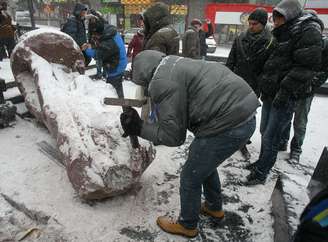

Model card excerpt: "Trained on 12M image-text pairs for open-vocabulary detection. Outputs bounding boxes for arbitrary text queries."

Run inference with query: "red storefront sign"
[205,3,328,29]
[205,3,274,27]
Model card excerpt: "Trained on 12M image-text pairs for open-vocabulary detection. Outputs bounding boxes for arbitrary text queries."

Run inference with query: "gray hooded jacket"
[274,0,302,22]
[133,50,260,147]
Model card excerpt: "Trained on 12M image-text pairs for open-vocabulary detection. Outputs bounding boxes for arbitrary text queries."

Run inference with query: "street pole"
[303,0,308,9]
[185,0,190,31]
[27,0,36,28]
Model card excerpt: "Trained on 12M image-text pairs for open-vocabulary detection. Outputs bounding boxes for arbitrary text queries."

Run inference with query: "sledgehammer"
[73,60,142,149]
[104,97,147,149]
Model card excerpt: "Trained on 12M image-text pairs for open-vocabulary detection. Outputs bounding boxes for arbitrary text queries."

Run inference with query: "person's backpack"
[293,186,328,242]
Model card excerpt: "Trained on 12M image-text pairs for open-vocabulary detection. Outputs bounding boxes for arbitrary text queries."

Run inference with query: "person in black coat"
[227,8,274,161]
[62,3,90,65]
[227,8,274,96]
[182,18,201,59]
[199,19,213,59]
[278,10,325,163]
[0,1,16,60]
[246,0,322,185]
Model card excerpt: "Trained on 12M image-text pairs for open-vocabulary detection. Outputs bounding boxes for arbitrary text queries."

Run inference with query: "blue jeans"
[255,99,295,179]
[178,117,256,229]
[280,95,314,154]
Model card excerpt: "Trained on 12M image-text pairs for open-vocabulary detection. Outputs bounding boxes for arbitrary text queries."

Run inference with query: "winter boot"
[289,151,300,163]
[156,216,198,238]
[245,171,266,186]
[200,202,225,220]
[240,145,251,161]
[278,142,288,151]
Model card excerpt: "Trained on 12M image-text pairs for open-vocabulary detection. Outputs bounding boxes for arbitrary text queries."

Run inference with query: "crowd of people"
[119,0,327,240]
[1,0,327,240]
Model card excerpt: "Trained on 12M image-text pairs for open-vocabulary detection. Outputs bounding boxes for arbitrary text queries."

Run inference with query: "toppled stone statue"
[11,29,155,200]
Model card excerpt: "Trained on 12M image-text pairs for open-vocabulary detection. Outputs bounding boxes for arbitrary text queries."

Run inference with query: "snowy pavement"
[1,58,328,241]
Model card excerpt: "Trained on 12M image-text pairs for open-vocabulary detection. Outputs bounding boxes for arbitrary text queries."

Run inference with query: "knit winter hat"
[191,18,202,27]
[248,8,268,26]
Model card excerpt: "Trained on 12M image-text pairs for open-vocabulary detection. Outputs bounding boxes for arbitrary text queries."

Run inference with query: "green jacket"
[143,2,179,55]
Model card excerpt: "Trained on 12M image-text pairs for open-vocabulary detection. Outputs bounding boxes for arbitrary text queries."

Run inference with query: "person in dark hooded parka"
[278,10,325,163]
[119,50,259,238]
[246,0,322,185]
[142,2,179,55]
[62,3,90,65]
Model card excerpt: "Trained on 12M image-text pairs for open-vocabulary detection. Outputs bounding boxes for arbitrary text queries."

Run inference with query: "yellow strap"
[314,208,328,222]
[265,36,274,50]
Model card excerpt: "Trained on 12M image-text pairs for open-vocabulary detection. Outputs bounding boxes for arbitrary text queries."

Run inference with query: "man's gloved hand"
[120,107,143,137]
[273,89,290,108]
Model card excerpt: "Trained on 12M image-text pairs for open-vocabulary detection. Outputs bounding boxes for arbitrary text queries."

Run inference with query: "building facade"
[203,0,328,46]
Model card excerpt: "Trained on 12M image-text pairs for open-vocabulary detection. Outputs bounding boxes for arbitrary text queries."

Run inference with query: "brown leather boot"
[201,203,225,220]
[156,216,198,238]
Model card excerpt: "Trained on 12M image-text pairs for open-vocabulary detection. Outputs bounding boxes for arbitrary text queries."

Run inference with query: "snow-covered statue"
[10,29,155,200]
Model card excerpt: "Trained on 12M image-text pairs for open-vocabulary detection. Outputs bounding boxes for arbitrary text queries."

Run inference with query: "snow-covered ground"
[0,57,328,241]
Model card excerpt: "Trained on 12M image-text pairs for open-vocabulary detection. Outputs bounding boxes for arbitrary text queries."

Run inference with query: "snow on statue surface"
[10,29,155,200]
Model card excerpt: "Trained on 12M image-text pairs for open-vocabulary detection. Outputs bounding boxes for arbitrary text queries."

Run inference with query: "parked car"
[124,28,141,44]
[206,36,217,53]
[15,11,31,27]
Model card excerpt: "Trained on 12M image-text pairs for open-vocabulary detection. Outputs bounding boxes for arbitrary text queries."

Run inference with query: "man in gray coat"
[120,50,259,238]
[182,18,201,59]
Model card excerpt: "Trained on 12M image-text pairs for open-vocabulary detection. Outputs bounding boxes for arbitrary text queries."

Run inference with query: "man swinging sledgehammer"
[120,50,259,238]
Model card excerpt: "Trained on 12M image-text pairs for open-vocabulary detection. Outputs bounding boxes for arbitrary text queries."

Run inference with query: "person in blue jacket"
[84,19,127,98]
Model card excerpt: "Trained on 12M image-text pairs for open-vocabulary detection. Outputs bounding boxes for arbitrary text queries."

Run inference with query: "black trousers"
[0,37,15,60]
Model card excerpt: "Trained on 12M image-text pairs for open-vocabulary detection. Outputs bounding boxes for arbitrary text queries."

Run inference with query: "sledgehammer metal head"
[103,98,147,107]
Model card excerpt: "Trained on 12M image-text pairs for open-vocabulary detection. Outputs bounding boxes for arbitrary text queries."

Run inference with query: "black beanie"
[248,8,268,26]
[89,18,105,34]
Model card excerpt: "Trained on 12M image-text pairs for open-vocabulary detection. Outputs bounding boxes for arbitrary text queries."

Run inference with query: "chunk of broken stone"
[11,29,155,200]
